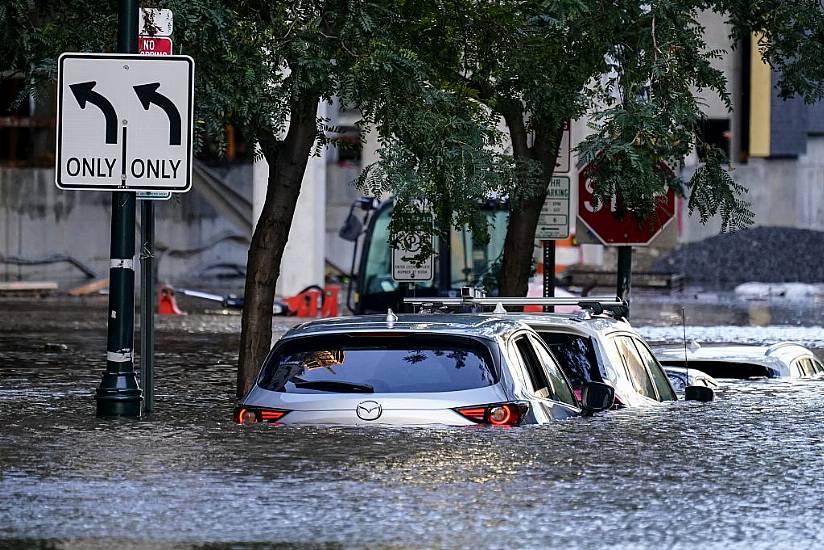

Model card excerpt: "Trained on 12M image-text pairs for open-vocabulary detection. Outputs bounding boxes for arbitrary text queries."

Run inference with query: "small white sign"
[139,8,173,37]
[536,176,571,240]
[392,214,433,282]
[556,120,571,173]
[137,190,172,200]
[55,53,194,192]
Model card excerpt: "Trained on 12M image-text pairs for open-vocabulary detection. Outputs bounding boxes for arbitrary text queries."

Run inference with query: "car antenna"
[681,306,690,385]
[386,308,398,328]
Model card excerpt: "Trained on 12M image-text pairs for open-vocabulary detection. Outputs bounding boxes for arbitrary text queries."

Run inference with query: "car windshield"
[257,335,498,394]
[658,360,774,379]
[538,332,602,390]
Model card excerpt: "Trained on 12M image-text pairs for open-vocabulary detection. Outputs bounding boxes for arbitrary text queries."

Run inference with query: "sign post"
[616,246,632,313]
[136,8,174,416]
[100,0,140,417]
[537,171,571,311]
[577,162,676,317]
[55,2,193,417]
[139,201,155,413]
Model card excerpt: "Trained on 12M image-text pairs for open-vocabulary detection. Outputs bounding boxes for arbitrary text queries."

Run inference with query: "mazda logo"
[356,400,382,421]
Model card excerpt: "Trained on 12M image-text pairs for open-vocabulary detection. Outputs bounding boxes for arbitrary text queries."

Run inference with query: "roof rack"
[403,288,627,317]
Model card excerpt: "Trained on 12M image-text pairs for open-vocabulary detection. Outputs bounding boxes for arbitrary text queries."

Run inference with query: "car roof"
[284,313,529,340]
[764,342,816,364]
[654,342,814,366]
[484,312,635,338]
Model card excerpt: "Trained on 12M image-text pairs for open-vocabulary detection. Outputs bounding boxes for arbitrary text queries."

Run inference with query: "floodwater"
[2,298,824,548]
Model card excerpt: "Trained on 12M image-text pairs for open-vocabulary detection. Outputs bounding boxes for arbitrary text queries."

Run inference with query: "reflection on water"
[3,301,824,548]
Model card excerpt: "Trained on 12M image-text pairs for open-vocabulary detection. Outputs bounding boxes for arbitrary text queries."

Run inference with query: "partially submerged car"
[235,313,615,426]
[654,341,824,380]
[662,366,719,392]
[405,294,712,406]
[517,312,679,407]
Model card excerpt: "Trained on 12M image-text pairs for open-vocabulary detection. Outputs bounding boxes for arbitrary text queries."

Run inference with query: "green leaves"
[4,0,824,240]
[356,86,515,256]
[688,146,754,233]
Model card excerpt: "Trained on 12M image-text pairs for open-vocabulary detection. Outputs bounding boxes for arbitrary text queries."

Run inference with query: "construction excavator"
[340,197,511,314]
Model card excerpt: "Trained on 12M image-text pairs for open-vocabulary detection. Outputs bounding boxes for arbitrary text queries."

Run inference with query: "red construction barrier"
[280,285,340,318]
[158,286,186,315]
[283,288,322,317]
[322,285,340,317]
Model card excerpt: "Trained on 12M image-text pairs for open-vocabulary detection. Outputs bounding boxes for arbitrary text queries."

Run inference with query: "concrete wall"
[680,137,824,242]
[0,165,251,288]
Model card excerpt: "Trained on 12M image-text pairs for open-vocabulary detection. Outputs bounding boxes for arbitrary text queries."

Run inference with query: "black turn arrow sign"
[69,81,118,144]
[133,82,182,146]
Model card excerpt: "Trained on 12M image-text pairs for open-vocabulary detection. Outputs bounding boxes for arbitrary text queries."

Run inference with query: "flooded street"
[3,298,824,548]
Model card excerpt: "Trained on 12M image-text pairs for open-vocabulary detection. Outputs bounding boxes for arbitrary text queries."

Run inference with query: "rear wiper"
[292,380,374,393]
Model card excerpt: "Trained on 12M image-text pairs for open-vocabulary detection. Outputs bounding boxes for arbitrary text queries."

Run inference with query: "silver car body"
[654,341,824,379]
[239,314,584,426]
[486,312,678,407]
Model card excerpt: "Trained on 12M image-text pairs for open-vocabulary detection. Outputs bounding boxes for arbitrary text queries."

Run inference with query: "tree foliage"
[364,0,824,244]
[5,0,824,387]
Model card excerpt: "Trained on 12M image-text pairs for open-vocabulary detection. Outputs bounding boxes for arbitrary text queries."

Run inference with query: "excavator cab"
[343,198,509,314]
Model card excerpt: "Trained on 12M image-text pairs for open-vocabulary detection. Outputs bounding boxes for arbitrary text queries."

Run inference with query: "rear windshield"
[538,332,602,389]
[257,335,498,394]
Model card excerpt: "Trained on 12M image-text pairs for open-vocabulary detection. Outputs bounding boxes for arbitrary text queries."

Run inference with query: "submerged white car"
[405,294,706,407]
[654,341,824,379]
[508,311,680,407]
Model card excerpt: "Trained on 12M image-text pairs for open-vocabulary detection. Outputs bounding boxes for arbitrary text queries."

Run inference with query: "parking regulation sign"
[55,53,194,192]
[536,176,571,240]
[392,214,434,283]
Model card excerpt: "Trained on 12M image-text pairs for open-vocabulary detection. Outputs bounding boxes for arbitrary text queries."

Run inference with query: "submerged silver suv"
[235,313,614,426]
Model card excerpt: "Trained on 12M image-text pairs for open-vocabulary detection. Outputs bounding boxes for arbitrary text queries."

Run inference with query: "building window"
[697,118,731,161]
[0,77,56,167]
[332,126,362,165]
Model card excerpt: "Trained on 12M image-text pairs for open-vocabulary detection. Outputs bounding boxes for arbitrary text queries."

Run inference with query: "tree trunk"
[498,117,565,297]
[236,95,320,397]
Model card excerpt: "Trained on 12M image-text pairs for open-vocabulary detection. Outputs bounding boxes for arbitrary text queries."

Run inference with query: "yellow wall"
[749,34,771,157]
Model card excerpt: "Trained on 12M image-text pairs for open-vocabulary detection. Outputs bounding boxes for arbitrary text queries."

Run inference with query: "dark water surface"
[2,300,824,549]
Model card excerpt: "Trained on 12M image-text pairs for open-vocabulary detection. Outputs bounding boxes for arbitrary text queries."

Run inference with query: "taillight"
[454,403,528,426]
[233,407,289,424]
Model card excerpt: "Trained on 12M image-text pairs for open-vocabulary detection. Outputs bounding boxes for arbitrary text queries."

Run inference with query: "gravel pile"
[653,226,824,286]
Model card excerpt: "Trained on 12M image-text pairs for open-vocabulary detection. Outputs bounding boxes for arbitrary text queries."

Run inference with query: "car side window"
[513,336,551,398]
[530,336,578,407]
[791,360,805,378]
[631,338,676,401]
[614,336,657,399]
[813,359,824,375]
[802,358,817,377]
[538,332,602,390]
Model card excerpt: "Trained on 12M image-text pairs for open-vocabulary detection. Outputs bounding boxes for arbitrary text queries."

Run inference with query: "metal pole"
[139,201,155,413]
[95,0,141,417]
[542,240,555,312]
[437,228,451,295]
[616,246,632,318]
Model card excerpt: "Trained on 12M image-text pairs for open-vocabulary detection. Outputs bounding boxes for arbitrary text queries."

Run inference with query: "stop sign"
[577,162,676,246]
